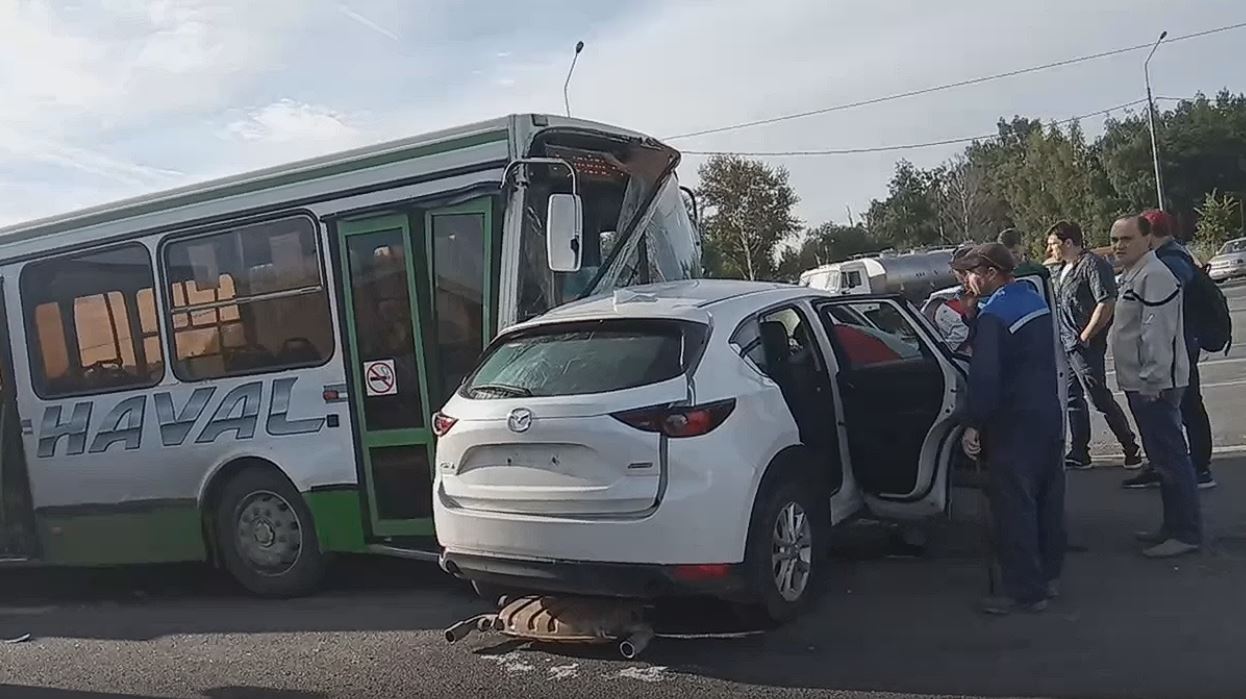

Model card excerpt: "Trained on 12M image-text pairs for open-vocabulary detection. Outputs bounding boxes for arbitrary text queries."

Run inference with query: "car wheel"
[741,476,825,625]
[214,467,326,597]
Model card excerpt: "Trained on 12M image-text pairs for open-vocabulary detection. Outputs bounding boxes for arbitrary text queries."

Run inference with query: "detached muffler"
[444,594,654,659]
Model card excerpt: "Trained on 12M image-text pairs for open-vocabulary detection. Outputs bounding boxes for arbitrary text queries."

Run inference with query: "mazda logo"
[507,408,533,433]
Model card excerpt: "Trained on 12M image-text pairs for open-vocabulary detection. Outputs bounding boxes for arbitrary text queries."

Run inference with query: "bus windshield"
[515,138,701,321]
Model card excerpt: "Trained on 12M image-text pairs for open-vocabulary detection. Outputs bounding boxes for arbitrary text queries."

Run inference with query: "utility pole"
[1144,31,1167,210]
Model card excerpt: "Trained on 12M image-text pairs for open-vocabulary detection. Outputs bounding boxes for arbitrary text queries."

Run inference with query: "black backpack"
[1157,246,1232,353]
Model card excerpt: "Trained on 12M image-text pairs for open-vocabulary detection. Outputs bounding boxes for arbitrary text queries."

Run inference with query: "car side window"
[818,300,929,369]
[731,306,822,378]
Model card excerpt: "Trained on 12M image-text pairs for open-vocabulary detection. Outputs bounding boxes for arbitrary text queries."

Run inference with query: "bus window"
[431,211,487,402]
[163,217,333,381]
[20,243,165,398]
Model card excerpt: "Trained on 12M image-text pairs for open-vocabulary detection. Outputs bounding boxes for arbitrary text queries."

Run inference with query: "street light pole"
[1145,30,1167,210]
[563,41,585,118]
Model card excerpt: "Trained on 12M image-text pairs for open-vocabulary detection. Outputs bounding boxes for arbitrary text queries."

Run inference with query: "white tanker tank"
[799,248,959,303]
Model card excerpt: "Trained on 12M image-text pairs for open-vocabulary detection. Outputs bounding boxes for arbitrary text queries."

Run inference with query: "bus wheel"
[214,468,325,597]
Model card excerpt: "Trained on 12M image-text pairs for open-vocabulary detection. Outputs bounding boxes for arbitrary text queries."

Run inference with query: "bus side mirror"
[546,193,583,273]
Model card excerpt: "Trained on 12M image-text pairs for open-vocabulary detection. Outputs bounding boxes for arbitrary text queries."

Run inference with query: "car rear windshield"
[462,319,706,399]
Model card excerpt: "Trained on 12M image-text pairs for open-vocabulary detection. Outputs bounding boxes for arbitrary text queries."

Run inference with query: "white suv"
[433,278,1057,623]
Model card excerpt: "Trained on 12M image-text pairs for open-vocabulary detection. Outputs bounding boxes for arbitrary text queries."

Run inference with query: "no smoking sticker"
[363,359,398,396]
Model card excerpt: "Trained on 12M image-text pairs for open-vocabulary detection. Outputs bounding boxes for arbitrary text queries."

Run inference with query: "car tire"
[214,467,326,598]
[740,475,826,625]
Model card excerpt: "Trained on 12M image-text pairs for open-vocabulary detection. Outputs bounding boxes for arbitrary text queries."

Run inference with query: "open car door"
[813,295,964,520]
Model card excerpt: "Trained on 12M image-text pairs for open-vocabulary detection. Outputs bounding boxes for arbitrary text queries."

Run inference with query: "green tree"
[1100,91,1246,235]
[995,121,1123,248]
[1195,189,1241,248]
[696,155,801,280]
[865,161,946,248]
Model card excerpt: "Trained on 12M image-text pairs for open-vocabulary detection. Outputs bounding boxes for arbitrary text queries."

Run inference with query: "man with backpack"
[1124,210,1231,490]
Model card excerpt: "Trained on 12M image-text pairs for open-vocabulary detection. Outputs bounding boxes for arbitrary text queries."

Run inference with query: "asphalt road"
[1089,280,1246,460]
[3,456,1246,699]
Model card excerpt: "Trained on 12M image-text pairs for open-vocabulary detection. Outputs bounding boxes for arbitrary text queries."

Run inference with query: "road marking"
[615,666,667,683]
[1107,356,1246,377]
[0,606,55,616]
[1092,444,1246,461]
[1109,378,1246,397]
[482,653,536,674]
[549,664,580,680]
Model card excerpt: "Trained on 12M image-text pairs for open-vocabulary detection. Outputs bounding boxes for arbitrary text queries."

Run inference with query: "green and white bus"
[0,114,701,595]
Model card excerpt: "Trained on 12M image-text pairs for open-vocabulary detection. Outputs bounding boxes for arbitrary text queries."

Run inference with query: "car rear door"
[436,317,706,517]
[813,295,964,519]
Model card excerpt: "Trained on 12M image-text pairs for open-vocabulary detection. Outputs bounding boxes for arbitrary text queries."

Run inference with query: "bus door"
[336,198,495,541]
[0,278,36,560]
[338,215,438,539]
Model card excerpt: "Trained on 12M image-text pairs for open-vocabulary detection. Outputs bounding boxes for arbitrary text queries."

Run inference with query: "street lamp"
[1145,30,1167,210]
[563,41,585,118]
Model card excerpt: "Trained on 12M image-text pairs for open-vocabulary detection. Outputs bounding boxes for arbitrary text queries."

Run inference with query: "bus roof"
[0,113,656,253]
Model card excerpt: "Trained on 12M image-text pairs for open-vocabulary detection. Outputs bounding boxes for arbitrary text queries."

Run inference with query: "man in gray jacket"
[1110,215,1202,558]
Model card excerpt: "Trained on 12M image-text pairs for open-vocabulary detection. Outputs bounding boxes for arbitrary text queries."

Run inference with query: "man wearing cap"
[954,243,1064,614]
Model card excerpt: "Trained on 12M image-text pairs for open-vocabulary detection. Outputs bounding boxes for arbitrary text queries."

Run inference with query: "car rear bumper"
[440,550,749,600]
[1209,267,1244,282]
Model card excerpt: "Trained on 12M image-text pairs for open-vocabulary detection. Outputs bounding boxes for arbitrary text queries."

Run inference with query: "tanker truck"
[798,248,959,304]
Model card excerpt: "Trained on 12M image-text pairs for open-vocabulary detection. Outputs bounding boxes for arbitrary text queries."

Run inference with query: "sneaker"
[1064,457,1093,471]
[1134,529,1167,545]
[979,595,1048,615]
[1123,451,1144,470]
[1197,471,1217,490]
[1141,539,1200,558]
[1045,581,1061,599]
[1123,470,1162,489]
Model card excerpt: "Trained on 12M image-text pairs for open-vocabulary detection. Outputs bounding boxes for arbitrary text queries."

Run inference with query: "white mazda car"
[433,278,1057,623]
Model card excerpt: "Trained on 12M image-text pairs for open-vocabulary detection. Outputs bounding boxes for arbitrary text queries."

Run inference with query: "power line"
[664,20,1246,142]
[682,96,1193,158]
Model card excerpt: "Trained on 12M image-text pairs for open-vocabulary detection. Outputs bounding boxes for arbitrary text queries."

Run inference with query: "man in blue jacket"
[953,243,1065,614]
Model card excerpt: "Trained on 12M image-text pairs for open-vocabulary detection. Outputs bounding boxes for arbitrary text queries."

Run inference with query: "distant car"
[1207,238,1246,283]
[432,278,1057,623]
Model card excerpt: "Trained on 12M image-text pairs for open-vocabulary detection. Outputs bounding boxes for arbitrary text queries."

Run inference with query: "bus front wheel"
[214,467,326,597]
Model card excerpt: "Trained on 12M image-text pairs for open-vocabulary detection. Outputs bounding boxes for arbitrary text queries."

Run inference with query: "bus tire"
[214,467,326,597]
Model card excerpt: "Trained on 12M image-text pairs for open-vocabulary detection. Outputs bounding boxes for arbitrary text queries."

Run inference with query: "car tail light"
[671,563,734,582]
[432,412,458,437]
[611,399,736,438]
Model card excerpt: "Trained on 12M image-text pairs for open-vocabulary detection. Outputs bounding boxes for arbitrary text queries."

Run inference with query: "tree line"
[695,90,1246,282]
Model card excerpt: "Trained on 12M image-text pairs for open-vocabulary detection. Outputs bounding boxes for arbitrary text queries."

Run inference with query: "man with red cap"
[1124,210,1216,490]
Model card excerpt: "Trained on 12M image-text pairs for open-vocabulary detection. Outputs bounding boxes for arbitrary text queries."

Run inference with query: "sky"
[2,0,1245,231]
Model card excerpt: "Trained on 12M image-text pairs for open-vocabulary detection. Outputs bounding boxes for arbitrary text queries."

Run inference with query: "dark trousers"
[1126,390,1203,545]
[1181,345,1213,475]
[986,429,1066,604]
[1066,344,1139,464]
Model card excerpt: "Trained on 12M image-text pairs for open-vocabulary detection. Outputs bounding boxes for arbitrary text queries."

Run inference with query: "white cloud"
[225,100,363,146]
